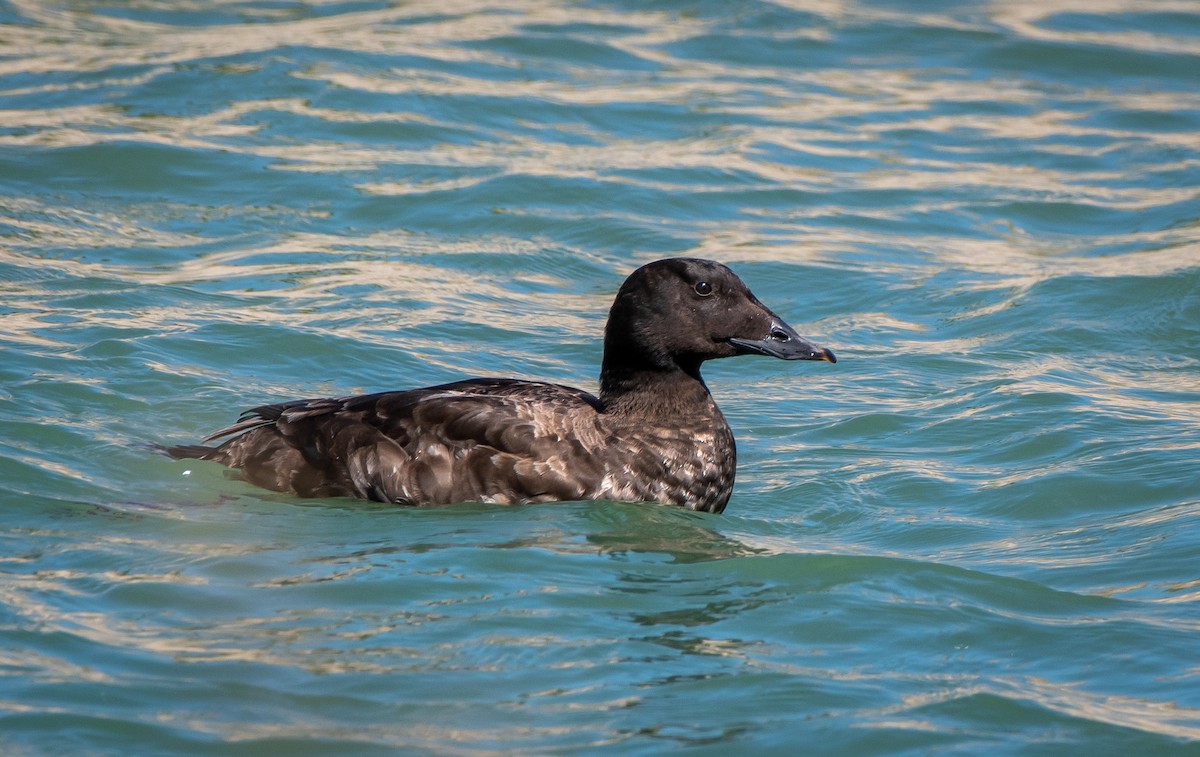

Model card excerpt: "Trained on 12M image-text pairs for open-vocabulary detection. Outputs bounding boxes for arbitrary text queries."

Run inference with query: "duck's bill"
[728,319,837,363]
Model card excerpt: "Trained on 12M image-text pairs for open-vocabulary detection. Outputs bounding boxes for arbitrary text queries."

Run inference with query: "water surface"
[1,1,1198,754]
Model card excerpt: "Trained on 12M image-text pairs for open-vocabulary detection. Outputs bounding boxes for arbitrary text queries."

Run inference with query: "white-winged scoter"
[167,257,835,513]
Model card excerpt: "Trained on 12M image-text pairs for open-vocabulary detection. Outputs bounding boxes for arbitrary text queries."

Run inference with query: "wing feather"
[200,379,610,505]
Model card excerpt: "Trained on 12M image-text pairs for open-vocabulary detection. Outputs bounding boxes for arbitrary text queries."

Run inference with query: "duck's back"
[179,378,736,511]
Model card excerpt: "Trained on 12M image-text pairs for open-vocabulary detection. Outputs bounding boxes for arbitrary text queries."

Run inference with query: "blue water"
[2,1,1199,754]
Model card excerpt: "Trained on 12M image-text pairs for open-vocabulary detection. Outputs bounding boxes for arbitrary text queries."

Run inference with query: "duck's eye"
[694,281,713,297]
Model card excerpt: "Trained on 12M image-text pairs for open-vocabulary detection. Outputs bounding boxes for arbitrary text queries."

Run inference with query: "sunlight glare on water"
[0,0,1198,754]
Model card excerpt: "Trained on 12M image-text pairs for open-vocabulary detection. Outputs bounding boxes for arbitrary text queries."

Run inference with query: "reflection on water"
[1,0,1199,753]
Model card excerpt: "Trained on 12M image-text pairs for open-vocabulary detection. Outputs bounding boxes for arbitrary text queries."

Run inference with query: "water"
[1,0,1198,753]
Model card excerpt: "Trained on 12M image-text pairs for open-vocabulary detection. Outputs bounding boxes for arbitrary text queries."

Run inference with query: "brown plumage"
[166,257,835,513]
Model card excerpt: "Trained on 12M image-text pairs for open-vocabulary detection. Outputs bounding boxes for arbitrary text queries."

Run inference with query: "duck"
[166,257,835,513]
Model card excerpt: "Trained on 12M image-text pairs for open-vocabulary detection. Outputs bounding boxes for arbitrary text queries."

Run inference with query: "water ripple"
[2,0,1199,754]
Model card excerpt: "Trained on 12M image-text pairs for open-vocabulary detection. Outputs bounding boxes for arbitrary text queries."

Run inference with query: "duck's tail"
[158,407,282,462]
[162,443,222,461]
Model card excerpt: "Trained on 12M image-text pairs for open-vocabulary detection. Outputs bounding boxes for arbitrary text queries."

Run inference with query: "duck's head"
[603,257,836,376]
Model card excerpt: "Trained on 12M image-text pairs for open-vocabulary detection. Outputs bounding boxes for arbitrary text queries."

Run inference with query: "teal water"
[2,0,1199,754]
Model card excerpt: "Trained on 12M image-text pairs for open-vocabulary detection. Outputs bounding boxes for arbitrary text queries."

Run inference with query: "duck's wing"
[194,379,610,505]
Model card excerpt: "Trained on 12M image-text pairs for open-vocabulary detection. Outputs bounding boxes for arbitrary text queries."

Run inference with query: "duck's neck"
[598,357,715,418]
